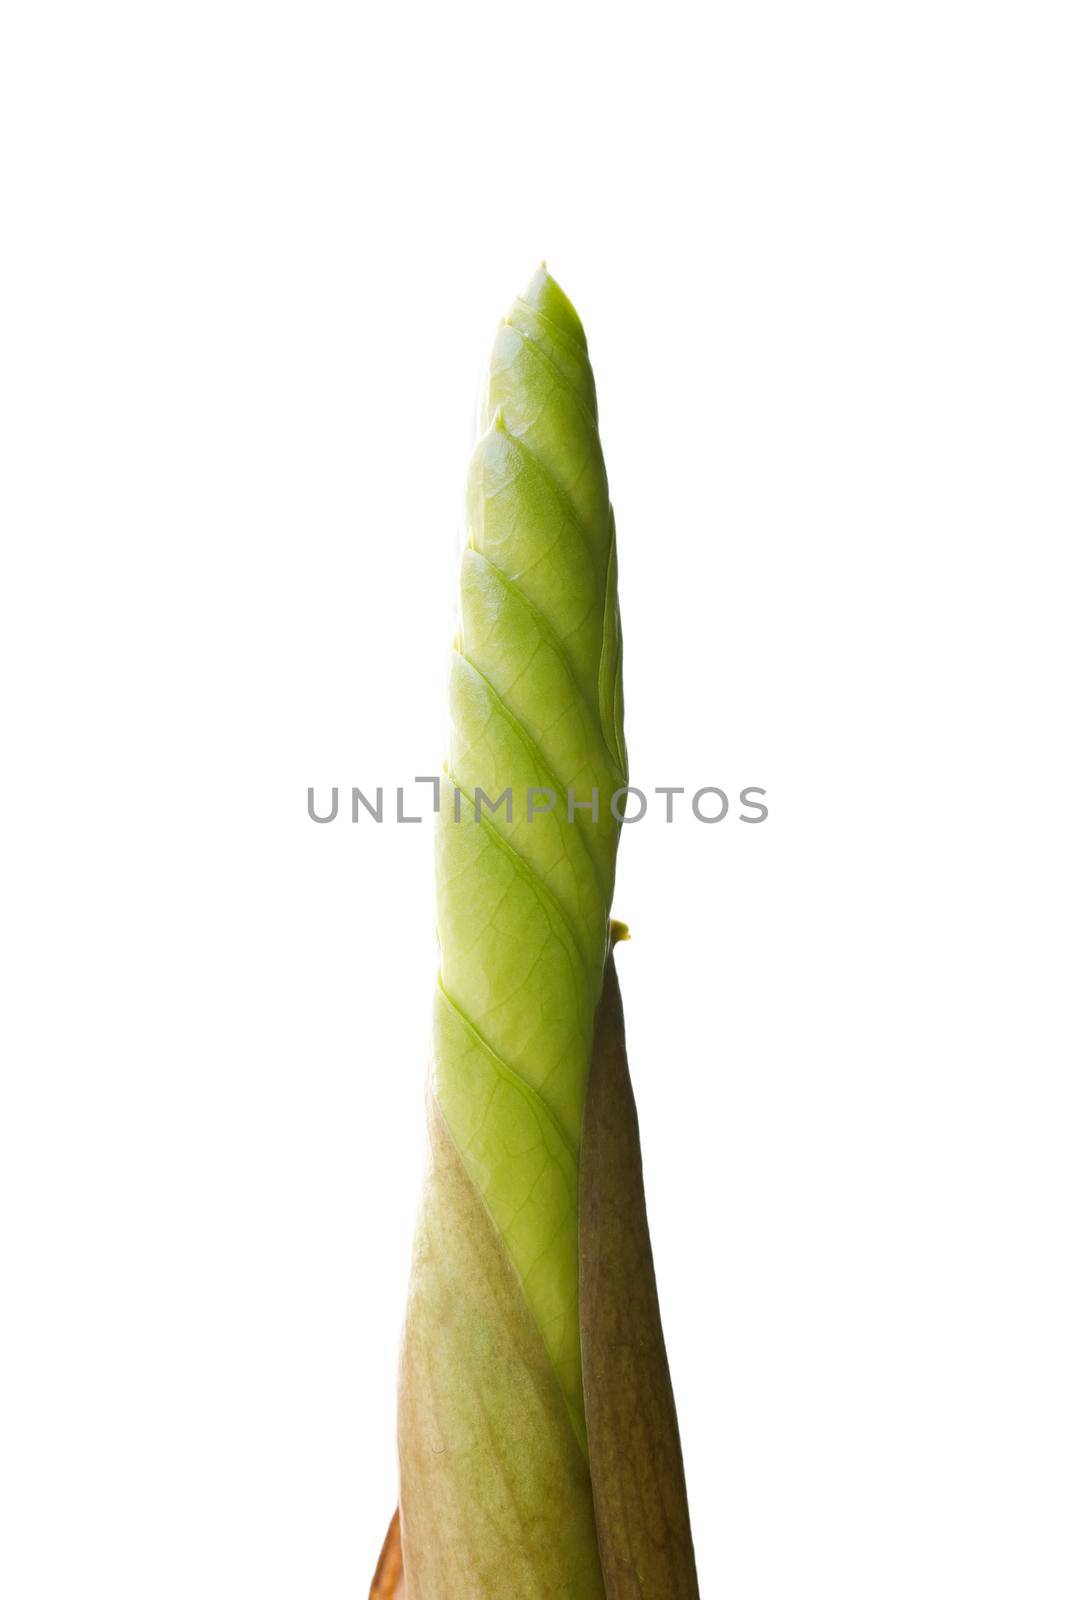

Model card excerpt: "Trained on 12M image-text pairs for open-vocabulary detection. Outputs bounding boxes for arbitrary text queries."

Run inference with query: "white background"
[2,3,1065,1596]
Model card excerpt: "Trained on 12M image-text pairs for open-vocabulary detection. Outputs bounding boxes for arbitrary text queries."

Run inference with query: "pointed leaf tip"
[518,265,588,351]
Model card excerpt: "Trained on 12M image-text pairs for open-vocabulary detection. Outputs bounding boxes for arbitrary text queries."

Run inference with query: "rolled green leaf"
[384,269,698,1599]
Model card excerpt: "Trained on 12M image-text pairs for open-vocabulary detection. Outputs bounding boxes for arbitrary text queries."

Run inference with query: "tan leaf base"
[373,948,699,1598]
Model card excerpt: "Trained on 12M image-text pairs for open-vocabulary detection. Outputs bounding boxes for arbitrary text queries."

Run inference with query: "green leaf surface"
[434,268,625,1434]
